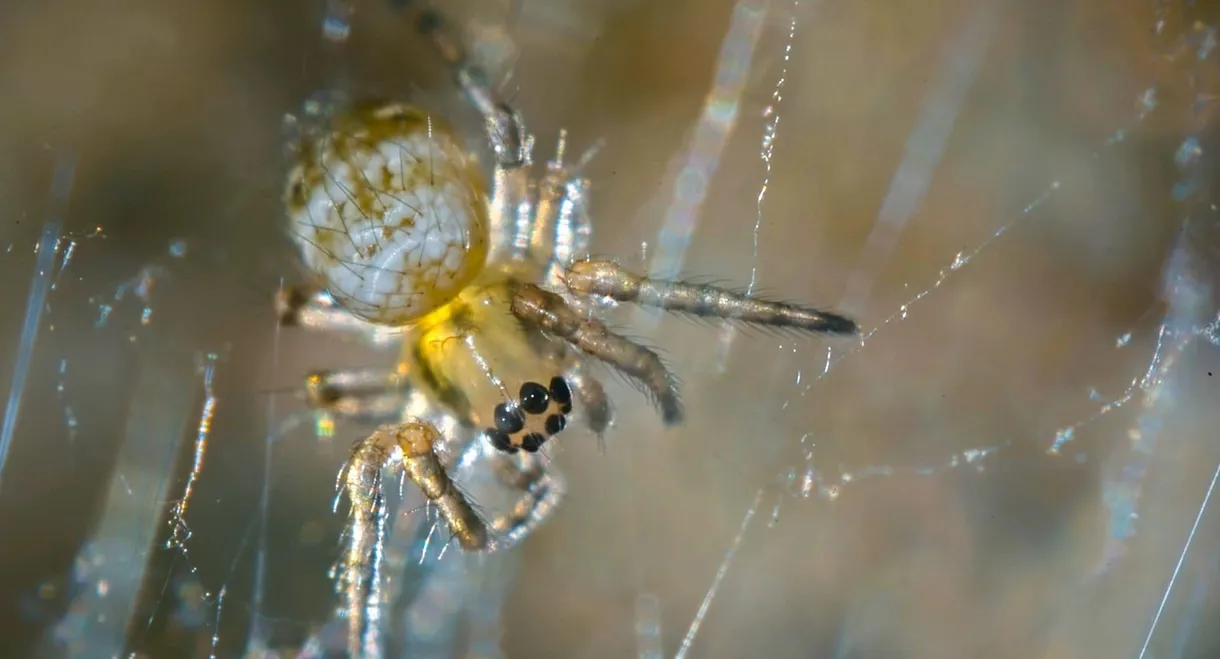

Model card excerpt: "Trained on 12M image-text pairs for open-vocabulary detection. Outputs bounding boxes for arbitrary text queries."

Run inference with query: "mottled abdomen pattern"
[285,101,491,325]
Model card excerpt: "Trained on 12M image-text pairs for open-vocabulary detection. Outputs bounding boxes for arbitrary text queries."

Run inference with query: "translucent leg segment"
[565,259,859,335]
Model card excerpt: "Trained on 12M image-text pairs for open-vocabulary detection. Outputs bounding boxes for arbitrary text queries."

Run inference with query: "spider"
[274,7,857,654]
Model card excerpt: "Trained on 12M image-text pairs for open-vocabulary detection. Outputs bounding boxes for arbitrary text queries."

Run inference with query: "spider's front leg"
[510,284,684,424]
[340,421,488,552]
[336,421,567,653]
[565,363,613,439]
[337,421,490,654]
[564,259,860,336]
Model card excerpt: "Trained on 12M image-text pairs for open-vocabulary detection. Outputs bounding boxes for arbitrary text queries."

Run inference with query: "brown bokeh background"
[1,0,1219,657]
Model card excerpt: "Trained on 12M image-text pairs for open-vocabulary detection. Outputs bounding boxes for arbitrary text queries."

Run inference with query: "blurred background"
[1,0,1219,657]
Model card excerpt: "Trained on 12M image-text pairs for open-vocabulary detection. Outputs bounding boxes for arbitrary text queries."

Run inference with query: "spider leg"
[406,1,604,282]
[275,284,403,346]
[410,2,605,277]
[565,364,613,439]
[536,135,595,289]
[337,421,563,652]
[336,421,490,655]
[564,259,860,335]
[303,368,413,424]
[411,5,531,168]
[301,368,476,454]
[485,452,567,548]
[341,422,489,551]
[510,283,683,425]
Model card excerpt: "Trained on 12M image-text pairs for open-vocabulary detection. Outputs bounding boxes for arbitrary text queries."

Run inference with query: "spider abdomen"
[286,101,491,325]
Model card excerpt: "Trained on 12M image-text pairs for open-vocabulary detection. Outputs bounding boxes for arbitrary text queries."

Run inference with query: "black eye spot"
[519,381,550,415]
[520,432,547,453]
[549,376,572,406]
[494,403,525,434]
[544,414,567,436]
[485,429,517,453]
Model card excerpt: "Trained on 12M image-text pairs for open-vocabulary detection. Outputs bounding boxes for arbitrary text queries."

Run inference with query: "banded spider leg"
[335,420,565,655]
[510,260,860,423]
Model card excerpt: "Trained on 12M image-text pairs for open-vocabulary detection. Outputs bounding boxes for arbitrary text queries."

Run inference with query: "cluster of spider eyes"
[487,376,573,453]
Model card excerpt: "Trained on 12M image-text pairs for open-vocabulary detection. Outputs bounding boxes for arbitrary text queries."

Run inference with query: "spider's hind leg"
[564,259,859,335]
[336,421,491,657]
[510,283,683,425]
[275,284,403,346]
[302,368,413,424]
[341,422,490,554]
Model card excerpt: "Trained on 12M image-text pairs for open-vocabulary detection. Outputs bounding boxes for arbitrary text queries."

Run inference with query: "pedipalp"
[510,283,683,425]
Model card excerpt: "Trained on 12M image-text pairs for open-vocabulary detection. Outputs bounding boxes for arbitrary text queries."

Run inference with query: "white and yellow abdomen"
[285,101,491,325]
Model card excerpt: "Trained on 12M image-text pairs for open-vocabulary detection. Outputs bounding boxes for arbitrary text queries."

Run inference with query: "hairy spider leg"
[337,421,488,655]
[528,130,596,285]
[415,8,540,266]
[335,420,565,649]
[509,283,684,425]
[565,259,859,335]
[482,103,598,280]
[336,420,562,656]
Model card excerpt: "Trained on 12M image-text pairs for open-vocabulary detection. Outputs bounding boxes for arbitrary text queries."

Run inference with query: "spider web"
[2,0,1219,657]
